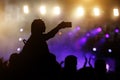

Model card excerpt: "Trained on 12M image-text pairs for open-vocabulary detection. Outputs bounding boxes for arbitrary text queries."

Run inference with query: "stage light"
[19,38,22,42]
[23,5,29,14]
[58,31,62,35]
[106,64,110,72]
[76,7,84,17]
[113,8,119,16]
[93,8,100,16]
[108,49,112,53]
[97,27,102,32]
[93,47,97,52]
[105,34,110,38]
[20,28,23,32]
[115,29,119,33]
[53,6,61,15]
[76,26,80,30]
[17,48,21,52]
[39,6,46,15]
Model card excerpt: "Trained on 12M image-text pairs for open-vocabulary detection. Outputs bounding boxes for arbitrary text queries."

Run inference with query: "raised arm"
[83,56,87,67]
[44,21,71,40]
[88,56,93,68]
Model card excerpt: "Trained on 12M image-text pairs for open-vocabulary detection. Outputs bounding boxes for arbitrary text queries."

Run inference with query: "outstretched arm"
[44,21,71,40]
[88,57,93,68]
[83,56,87,67]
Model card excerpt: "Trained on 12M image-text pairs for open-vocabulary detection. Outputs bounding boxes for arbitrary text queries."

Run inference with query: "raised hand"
[83,56,87,67]
[57,21,72,29]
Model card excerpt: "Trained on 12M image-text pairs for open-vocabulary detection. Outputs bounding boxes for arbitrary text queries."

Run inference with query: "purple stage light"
[115,29,119,33]
[105,34,110,38]
[86,33,90,37]
[97,27,102,32]
[106,64,110,72]
[76,26,80,30]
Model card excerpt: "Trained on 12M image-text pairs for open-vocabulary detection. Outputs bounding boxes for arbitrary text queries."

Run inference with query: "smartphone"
[64,22,72,27]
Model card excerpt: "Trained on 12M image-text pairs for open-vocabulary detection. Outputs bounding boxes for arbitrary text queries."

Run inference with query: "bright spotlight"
[39,6,46,15]
[93,8,100,16]
[20,28,23,32]
[93,47,97,52]
[113,8,119,16]
[76,7,84,16]
[17,48,21,52]
[108,49,112,53]
[53,6,61,15]
[19,38,23,42]
[23,5,29,14]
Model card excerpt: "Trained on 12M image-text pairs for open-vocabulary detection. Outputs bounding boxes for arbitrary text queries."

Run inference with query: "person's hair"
[31,19,46,35]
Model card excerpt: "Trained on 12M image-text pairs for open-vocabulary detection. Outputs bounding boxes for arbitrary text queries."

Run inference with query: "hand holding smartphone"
[63,22,72,28]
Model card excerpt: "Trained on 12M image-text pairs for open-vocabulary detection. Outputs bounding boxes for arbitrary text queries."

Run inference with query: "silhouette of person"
[21,19,71,57]
[19,19,71,79]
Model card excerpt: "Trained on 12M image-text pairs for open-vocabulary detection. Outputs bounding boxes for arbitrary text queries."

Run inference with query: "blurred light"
[93,47,97,51]
[76,26,80,30]
[108,49,112,53]
[19,38,22,42]
[97,27,102,32]
[39,6,46,15]
[113,8,119,16]
[86,33,90,37]
[53,6,61,15]
[93,8,100,16]
[23,5,29,14]
[106,64,110,72]
[115,29,119,33]
[58,31,62,35]
[105,34,110,38]
[20,28,23,32]
[17,48,21,52]
[76,7,84,17]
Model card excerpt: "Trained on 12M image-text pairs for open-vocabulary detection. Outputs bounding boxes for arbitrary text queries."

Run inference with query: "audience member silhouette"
[62,55,77,80]
[18,19,71,79]
[77,56,94,80]
[94,59,108,80]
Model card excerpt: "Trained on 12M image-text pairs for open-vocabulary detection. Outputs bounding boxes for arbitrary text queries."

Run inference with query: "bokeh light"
[76,7,84,17]
[113,8,119,16]
[108,49,112,53]
[39,6,46,15]
[17,48,21,52]
[23,5,29,14]
[105,34,110,38]
[20,28,24,32]
[93,47,97,52]
[53,6,61,15]
[93,7,100,16]
[19,37,22,42]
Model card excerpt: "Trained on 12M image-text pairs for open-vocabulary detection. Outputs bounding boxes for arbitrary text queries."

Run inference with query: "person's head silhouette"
[31,19,46,35]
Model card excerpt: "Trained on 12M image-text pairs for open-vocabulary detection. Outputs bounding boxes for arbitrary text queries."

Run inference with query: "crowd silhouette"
[0,19,119,80]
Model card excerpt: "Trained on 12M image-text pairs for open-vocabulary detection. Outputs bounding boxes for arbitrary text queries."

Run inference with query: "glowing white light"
[23,5,29,14]
[76,7,84,16]
[108,49,112,53]
[39,6,46,15]
[93,47,97,51]
[20,28,23,32]
[106,64,110,72]
[53,6,61,15]
[17,48,21,52]
[19,38,22,42]
[113,8,119,16]
[93,8,100,16]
